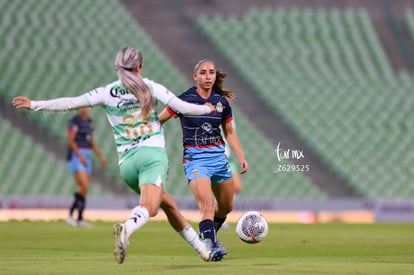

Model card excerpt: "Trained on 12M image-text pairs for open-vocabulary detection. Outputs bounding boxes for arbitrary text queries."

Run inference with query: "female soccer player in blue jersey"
[66,107,108,228]
[159,59,249,258]
[12,47,220,263]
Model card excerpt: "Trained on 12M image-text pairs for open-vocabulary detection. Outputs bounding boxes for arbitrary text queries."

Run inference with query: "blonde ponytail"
[115,47,154,118]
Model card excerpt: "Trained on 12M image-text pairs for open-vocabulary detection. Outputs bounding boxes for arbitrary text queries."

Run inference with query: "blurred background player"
[159,59,249,259]
[66,107,108,228]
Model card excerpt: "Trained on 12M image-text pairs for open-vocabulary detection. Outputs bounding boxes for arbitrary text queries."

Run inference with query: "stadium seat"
[196,7,414,199]
[0,0,324,200]
[0,118,105,196]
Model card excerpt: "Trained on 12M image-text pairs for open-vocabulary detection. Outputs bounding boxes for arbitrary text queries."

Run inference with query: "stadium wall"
[1,196,414,223]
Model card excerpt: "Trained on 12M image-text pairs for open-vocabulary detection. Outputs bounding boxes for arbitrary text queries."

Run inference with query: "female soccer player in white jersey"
[159,59,249,259]
[12,47,220,263]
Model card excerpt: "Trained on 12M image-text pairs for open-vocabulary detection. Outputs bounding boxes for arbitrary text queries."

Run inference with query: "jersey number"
[123,114,153,139]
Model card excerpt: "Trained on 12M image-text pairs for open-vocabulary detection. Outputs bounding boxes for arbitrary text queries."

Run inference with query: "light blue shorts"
[183,153,232,184]
[229,160,238,173]
[67,149,92,175]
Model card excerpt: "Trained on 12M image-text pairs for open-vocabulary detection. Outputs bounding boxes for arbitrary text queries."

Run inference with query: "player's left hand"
[12,96,32,109]
[239,159,249,174]
[100,157,108,168]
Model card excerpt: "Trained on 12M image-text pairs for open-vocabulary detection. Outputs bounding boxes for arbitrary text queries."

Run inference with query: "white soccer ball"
[236,211,268,244]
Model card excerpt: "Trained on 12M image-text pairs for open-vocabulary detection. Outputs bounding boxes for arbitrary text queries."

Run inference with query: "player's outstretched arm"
[12,95,91,112]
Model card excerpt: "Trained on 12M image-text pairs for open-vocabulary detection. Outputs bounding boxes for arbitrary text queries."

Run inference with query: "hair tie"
[116,65,133,71]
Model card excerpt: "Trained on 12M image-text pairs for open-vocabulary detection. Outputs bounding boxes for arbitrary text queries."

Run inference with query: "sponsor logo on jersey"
[201,122,213,133]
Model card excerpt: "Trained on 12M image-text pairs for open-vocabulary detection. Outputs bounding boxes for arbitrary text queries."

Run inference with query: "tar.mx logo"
[275,142,304,161]
[274,142,309,173]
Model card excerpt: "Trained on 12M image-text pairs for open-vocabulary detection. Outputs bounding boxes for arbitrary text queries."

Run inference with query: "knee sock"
[214,216,227,232]
[77,194,85,221]
[179,225,207,254]
[199,219,217,246]
[124,205,149,239]
[69,192,82,217]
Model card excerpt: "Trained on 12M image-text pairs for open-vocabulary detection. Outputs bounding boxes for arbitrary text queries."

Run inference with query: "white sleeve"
[167,97,211,115]
[30,95,91,111]
[151,81,210,115]
[84,86,108,106]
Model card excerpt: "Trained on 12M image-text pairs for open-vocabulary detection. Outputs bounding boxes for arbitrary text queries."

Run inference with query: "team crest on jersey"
[192,169,199,175]
[215,101,223,113]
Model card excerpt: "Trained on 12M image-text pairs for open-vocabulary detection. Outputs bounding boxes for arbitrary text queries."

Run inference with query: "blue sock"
[199,219,217,246]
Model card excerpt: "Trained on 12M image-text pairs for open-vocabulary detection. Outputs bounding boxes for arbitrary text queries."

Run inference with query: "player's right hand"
[79,154,88,165]
[239,159,249,174]
[12,96,31,110]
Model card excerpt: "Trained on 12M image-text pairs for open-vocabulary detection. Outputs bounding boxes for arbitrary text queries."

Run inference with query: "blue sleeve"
[222,98,233,122]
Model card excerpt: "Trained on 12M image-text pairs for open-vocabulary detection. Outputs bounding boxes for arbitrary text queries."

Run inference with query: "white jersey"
[84,79,175,163]
[30,78,211,165]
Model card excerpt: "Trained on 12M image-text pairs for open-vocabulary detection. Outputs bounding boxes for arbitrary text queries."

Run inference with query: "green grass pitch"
[0,221,413,274]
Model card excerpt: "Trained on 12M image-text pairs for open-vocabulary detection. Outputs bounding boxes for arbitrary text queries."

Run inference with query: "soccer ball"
[236,211,268,244]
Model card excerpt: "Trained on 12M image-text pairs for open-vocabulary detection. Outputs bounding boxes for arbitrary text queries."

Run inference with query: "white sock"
[124,205,149,239]
[179,225,206,254]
